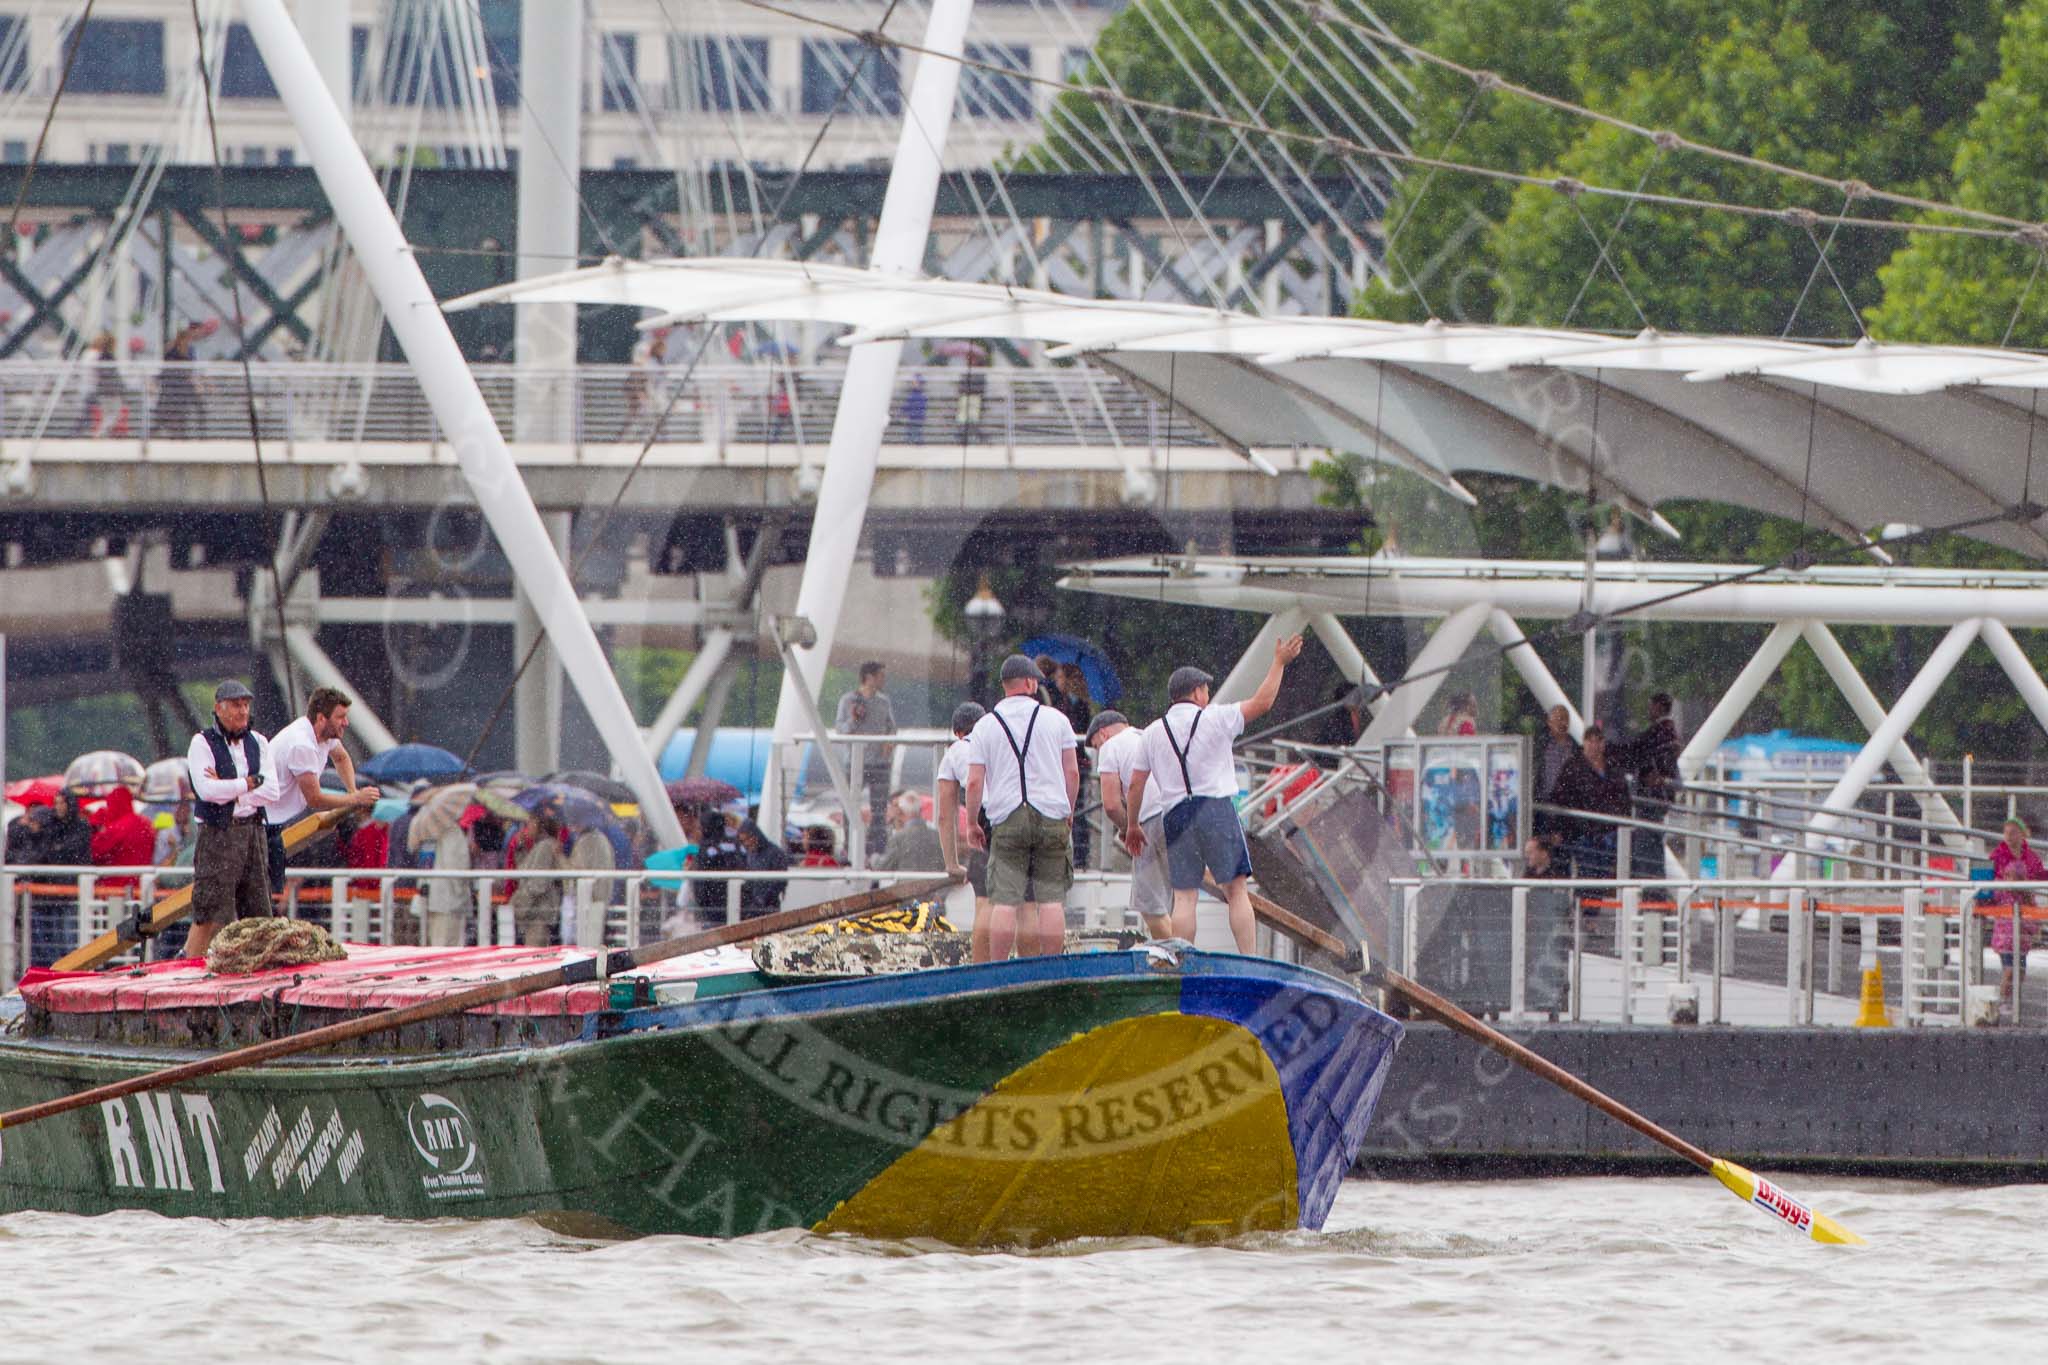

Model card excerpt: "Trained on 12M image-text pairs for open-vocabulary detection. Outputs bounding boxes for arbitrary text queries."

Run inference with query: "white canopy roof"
[448,258,2048,559]
[1057,554,2048,627]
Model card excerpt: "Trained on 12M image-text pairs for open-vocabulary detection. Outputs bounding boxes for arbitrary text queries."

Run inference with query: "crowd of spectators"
[1535,693,1684,882]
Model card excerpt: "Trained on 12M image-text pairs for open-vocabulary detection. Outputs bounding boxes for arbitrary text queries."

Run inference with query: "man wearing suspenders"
[1125,634,1304,953]
[964,654,1081,962]
[1087,709,1171,940]
[183,680,278,958]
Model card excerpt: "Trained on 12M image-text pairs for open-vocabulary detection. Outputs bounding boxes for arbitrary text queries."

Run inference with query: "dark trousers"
[267,821,288,899]
[192,820,273,927]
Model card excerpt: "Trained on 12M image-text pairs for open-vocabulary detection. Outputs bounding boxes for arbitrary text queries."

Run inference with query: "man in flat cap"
[183,680,278,958]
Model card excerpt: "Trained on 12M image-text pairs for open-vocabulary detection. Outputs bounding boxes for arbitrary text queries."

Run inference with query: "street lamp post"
[964,575,1006,707]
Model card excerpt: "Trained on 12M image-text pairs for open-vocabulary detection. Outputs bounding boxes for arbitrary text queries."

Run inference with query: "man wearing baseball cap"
[1086,708,1171,940]
[1125,633,1305,952]
[963,654,1080,961]
[182,680,278,957]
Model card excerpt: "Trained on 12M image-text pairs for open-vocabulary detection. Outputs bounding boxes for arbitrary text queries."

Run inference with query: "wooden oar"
[0,875,956,1135]
[52,809,349,972]
[1245,888,1865,1246]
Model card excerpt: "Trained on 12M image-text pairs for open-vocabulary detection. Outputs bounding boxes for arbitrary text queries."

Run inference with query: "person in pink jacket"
[1990,819,2046,1020]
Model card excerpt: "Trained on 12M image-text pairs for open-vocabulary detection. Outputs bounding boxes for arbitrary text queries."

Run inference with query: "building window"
[613,155,639,170]
[2,140,26,164]
[961,44,1032,121]
[674,36,769,113]
[350,25,368,96]
[241,146,266,166]
[379,0,514,109]
[99,142,131,165]
[599,32,637,112]
[0,16,27,94]
[800,39,899,117]
[220,23,276,99]
[1061,47,1092,83]
[479,0,517,109]
[274,147,294,167]
[62,19,166,96]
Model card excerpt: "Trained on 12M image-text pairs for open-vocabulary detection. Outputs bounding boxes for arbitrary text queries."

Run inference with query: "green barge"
[0,942,1401,1244]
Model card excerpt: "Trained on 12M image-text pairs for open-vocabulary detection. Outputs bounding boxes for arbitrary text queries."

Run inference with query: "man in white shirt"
[935,701,989,960]
[1087,709,1171,940]
[1126,634,1304,952]
[257,686,381,901]
[964,654,1079,962]
[184,680,277,958]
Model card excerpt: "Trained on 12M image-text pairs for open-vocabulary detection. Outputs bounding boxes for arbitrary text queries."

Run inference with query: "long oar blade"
[1711,1159,1866,1246]
[1240,889,1868,1247]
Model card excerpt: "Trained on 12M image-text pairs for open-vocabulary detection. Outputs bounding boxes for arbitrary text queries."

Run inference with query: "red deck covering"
[16,943,761,1018]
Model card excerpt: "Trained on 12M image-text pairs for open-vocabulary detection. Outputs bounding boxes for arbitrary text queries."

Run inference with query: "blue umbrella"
[511,782,617,834]
[359,743,467,785]
[1018,633,1122,705]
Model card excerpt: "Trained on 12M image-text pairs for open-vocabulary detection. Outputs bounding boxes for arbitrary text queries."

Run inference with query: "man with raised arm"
[184,680,277,959]
[1125,633,1305,953]
[1087,709,1171,941]
[964,655,1080,962]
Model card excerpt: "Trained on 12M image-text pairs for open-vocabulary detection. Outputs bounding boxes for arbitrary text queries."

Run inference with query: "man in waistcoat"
[183,680,277,958]
[1125,634,1304,953]
[964,654,1080,962]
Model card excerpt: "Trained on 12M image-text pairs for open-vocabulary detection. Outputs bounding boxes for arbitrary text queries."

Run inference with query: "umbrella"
[406,782,478,852]
[140,757,192,804]
[63,750,145,797]
[474,787,529,823]
[512,782,617,833]
[666,776,741,809]
[6,776,60,808]
[931,339,989,363]
[545,769,637,805]
[358,743,467,785]
[1018,633,1123,706]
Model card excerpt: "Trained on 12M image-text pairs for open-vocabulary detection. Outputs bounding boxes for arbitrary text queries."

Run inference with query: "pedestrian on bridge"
[902,373,927,445]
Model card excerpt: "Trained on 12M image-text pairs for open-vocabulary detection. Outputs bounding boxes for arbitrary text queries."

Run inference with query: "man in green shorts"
[964,654,1080,962]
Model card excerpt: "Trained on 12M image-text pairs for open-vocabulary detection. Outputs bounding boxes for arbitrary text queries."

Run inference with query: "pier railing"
[1388,876,2048,1031]
[9,862,2044,1033]
[0,359,1214,459]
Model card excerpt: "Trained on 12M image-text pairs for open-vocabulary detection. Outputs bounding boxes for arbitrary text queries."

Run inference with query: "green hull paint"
[0,975,1182,1238]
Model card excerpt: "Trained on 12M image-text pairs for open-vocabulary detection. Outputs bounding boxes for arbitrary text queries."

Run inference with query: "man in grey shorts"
[1087,710,1171,939]
[964,654,1080,961]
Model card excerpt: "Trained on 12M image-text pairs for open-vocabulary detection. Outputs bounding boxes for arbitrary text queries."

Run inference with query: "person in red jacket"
[90,786,157,892]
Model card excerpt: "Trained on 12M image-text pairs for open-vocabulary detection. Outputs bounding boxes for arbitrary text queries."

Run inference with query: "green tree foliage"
[1025,0,2040,762]
[1871,0,2048,347]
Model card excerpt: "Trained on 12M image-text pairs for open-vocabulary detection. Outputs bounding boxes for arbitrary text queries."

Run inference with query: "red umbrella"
[5,776,60,808]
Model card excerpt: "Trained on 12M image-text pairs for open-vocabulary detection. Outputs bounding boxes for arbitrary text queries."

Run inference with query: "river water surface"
[3,1174,2038,1360]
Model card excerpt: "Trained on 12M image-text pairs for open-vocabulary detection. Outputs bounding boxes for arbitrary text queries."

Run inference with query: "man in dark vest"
[182,680,276,958]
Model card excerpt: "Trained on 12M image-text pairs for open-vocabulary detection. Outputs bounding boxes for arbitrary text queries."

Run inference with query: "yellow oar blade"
[1711,1159,1865,1246]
